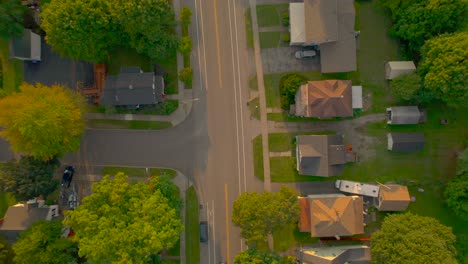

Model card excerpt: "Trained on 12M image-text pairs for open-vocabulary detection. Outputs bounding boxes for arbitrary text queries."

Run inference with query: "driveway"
[24,38,94,89]
[261,46,320,73]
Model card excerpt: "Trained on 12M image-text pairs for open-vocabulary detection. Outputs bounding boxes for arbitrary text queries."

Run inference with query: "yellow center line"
[224,183,230,261]
[213,0,223,89]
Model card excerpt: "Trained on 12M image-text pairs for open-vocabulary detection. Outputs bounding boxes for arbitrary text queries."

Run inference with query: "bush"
[281,33,290,43]
[178,36,192,55]
[281,11,289,27]
[279,73,307,110]
[389,72,421,101]
[181,7,192,28]
[179,67,193,88]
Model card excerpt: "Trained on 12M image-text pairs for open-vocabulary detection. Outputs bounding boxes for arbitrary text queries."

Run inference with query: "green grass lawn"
[249,75,258,90]
[267,112,357,122]
[253,135,265,181]
[0,192,16,218]
[185,186,200,264]
[89,100,179,116]
[101,166,177,177]
[106,47,152,75]
[86,119,172,130]
[248,97,260,120]
[272,223,318,252]
[0,37,23,95]
[256,4,288,27]
[259,32,283,49]
[245,9,254,48]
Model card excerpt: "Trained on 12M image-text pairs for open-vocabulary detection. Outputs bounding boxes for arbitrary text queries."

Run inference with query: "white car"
[295,50,316,59]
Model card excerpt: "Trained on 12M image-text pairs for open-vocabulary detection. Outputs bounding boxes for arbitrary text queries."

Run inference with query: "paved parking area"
[261,46,320,73]
[24,38,94,89]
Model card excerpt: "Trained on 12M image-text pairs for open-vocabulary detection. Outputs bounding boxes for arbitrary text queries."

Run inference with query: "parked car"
[62,166,75,188]
[200,221,208,243]
[295,50,316,59]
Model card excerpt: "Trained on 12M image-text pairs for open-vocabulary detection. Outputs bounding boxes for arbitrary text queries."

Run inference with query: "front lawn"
[272,223,318,252]
[256,4,288,27]
[86,119,172,130]
[89,100,179,116]
[248,97,260,120]
[185,186,200,264]
[0,37,23,95]
[101,166,176,177]
[259,32,285,49]
[253,135,264,180]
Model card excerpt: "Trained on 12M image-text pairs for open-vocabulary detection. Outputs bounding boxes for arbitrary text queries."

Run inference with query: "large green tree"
[0,83,86,160]
[371,212,457,264]
[279,73,307,110]
[445,148,468,219]
[234,249,281,264]
[64,173,183,263]
[13,220,80,264]
[232,186,300,245]
[0,0,26,38]
[0,156,59,200]
[419,32,468,107]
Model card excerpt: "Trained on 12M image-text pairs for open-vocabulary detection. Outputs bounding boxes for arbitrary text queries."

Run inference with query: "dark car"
[200,221,208,243]
[62,166,75,188]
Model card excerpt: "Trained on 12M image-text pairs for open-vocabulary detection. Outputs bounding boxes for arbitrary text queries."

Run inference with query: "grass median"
[101,166,177,178]
[86,119,172,130]
[185,186,200,264]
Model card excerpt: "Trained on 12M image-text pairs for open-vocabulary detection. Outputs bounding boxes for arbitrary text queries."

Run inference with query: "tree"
[13,220,80,264]
[180,7,192,27]
[178,36,192,55]
[0,156,60,200]
[390,72,422,101]
[232,186,300,245]
[64,173,183,263]
[371,212,457,264]
[179,67,193,87]
[445,148,468,219]
[0,0,26,38]
[41,0,121,62]
[419,32,468,107]
[0,83,86,160]
[150,174,183,213]
[0,235,14,264]
[234,249,281,264]
[279,74,307,110]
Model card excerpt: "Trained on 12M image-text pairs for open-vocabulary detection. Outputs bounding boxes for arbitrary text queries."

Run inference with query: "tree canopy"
[445,148,468,219]
[390,72,422,102]
[41,0,178,62]
[13,220,80,264]
[0,235,14,264]
[0,156,59,200]
[419,32,468,108]
[64,173,183,263]
[279,73,307,110]
[0,0,26,38]
[234,249,281,264]
[371,212,458,264]
[0,83,86,160]
[232,186,300,245]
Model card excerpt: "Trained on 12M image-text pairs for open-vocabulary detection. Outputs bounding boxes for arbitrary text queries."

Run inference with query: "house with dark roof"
[298,245,371,264]
[296,135,347,177]
[9,29,41,61]
[387,132,425,152]
[0,202,59,244]
[386,106,425,125]
[100,67,164,108]
[299,194,364,238]
[377,184,411,211]
[294,80,361,119]
[289,0,357,73]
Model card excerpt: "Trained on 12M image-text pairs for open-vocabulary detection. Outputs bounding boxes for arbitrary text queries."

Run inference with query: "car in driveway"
[62,166,75,188]
[295,49,316,59]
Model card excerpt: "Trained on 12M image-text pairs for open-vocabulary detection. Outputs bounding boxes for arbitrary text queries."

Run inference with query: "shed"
[336,180,380,197]
[352,86,362,109]
[377,184,411,211]
[385,61,416,80]
[387,132,425,152]
[387,106,422,125]
[9,29,41,61]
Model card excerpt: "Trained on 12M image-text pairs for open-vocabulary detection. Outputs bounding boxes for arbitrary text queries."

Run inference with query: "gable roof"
[10,29,41,61]
[299,194,364,237]
[100,67,164,106]
[296,135,346,177]
[378,184,411,211]
[295,80,353,118]
[300,245,371,264]
[387,106,421,124]
[387,132,425,152]
[304,0,338,44]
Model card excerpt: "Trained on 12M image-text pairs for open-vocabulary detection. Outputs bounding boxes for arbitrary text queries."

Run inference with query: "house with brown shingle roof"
[294,80,353,119]
[377,184,411,211]
[298,194,364,238]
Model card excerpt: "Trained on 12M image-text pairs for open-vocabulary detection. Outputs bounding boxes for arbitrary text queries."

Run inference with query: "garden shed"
[385,61,416,80]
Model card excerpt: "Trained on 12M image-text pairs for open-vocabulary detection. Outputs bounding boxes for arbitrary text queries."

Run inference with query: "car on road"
[200,221,208,243]
[295,50,316,59]
[62,166,75,188]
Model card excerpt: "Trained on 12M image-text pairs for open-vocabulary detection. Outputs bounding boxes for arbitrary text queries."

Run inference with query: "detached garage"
[385,61,416,80]
[387,132,425,152]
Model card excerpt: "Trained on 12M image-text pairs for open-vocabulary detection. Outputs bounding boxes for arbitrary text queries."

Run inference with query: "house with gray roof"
[296,135,346,176]
[9,29,41,61]
[387,132,425,152]
[298,245,371,264]
[387,106,425,125]
[100,67,164,108]
[289,0,357,73]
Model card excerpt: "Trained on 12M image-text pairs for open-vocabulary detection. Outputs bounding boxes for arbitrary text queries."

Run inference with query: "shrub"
[179,67,193,88]
[279,73,307,110]
[178,36,192,55]
[181,7,192,28]
[281,33,290,43]
[281,11,289,27]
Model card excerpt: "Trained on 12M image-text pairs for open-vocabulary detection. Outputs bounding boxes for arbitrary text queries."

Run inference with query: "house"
[385,61,416,80]
[387,132,425,152]
[335,180,380,198]
[289,0,357,73]
[298,245,371,264]
[100,67,164,108]
[9,29,41,61]
[295,80,358,119]
[296,135,347,177]
[386,106,424,125]
[0,201,59,243]
[299,194,364,238]
[377,184,411,211]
